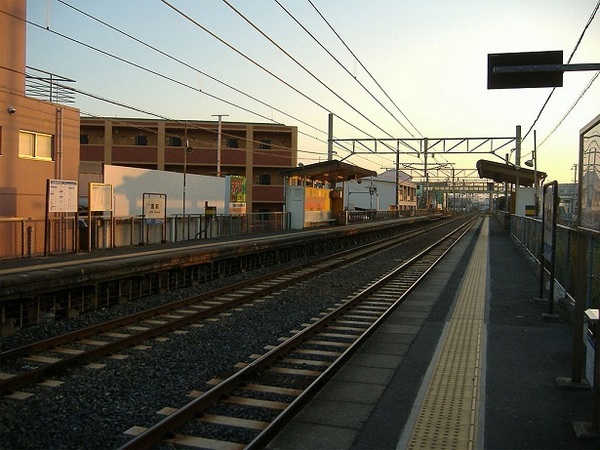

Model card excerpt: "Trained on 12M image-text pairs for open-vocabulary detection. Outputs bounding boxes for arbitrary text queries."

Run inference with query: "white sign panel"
[48,179,78,213]
[89,183,113,212]
[144,194,165,219]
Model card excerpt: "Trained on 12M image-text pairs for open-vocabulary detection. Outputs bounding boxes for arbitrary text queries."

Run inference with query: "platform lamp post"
[524,130,538,215]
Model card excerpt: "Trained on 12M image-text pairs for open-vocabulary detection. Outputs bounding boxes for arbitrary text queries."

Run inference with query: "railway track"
[118,216,478,449]
[0,217,469,397]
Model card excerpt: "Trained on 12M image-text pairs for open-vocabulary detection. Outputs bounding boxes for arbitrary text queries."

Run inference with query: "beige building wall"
[0,0,81,219]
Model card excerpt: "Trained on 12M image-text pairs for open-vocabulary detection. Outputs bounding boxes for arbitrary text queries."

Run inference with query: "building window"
[135,136,148,146]
[227,138,239,148]
[259,139,271,149]
[168,136,182,146]
[19,131,53,160]
[258,174,271,185]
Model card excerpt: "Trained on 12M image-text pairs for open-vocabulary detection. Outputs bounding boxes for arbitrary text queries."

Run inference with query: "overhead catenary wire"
[18,3,416,168]
[4,62,323,160]
[522,0,600,143]
[56,0,326,139]
[307,0,424,139]
[272,0,417,138]
[218,0,401,141]
[538,70,599,149]
[5,6,357,160]
[159,0,379,142]
[16,12,349,156]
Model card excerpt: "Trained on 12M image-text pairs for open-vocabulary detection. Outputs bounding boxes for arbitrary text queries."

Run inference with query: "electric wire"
[538,70,599,148]
[220,0,400,142]
[17,12,345,156]
[22,17,276,125]
[307,0,424,138]
[159,0,380,142]
[18,4,416,169]
[56,0,326,139]
[6,7,355,160]
[5,63,320,160]
[272,0,416,138]
[523,0,600,143]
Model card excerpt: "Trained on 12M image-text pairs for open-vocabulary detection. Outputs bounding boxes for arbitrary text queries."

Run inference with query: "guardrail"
[508,213,599,311]
[0,212,290,260]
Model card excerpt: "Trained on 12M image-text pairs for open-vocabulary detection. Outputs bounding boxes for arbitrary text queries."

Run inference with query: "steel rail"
[0,218,465,396]
[119,216,479,449]
[248,215,478,448]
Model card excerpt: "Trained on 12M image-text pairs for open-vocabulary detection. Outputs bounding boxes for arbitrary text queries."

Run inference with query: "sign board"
[143,193,166,220]
[542,182,558,263]
[578,114,600,233]
[539,181,559,315]
[488,50,563,89]
[89,183,113,212]
[225,175,247,215]
[47,179,78,213]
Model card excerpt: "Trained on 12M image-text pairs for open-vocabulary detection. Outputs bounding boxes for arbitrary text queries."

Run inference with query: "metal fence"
[0,217,77,260]
[2,209,437,260]
[0,212,291,260]
[509,214,599,310]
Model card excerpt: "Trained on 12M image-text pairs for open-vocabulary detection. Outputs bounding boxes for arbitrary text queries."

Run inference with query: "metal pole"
[452,167,455,213]
[183,139,188,217]
[515,125,521,214]
[505,153,509,212]
[533,130,538,215]
[328,113,334,161]
[424,138,428,209]
[395,141,400,211]
[212,114,229,177]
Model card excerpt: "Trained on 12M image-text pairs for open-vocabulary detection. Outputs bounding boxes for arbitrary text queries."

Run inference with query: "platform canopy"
[281,160,377,183]
[476,159,546,187]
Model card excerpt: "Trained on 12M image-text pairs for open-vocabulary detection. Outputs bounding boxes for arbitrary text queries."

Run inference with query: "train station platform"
[267,216,597,450]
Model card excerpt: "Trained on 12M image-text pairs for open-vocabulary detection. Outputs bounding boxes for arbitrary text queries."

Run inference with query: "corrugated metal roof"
[476,159,547,187]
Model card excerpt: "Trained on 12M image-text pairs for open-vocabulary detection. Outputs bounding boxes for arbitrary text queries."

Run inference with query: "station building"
[79,118,298,215]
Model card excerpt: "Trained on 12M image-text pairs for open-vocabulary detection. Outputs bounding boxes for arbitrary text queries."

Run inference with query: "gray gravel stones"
[0,224,455,449]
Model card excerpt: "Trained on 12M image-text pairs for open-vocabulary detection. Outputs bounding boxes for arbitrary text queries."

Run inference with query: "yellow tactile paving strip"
[407,218,488,450]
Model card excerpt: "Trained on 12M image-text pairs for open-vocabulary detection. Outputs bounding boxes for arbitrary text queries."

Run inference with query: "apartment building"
[80,118,298,214]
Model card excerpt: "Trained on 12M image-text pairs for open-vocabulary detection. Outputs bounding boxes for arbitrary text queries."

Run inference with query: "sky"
[24,0,600,184]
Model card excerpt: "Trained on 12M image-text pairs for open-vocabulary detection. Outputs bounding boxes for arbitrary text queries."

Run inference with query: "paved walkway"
[267,216,597,449]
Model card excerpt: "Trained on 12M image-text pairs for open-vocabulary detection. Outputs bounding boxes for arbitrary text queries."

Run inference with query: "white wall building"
[342,170,416,211]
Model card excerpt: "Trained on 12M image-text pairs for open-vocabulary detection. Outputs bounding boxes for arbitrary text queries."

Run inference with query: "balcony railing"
[25,66,76,104]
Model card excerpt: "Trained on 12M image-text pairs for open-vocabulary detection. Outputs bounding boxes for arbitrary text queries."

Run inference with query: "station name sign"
[487,50,563,89]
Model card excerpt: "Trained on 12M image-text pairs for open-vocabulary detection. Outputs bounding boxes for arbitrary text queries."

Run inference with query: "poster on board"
[579,115,600,233]
[48,179,78,213]
[89,183,113,212]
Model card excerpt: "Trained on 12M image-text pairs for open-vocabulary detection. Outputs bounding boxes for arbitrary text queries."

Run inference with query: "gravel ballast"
[0,223,460,449]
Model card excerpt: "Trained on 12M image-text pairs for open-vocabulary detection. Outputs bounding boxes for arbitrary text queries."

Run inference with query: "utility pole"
[395,141,400,211]
[328,113,334,160]
[212,114,229,177]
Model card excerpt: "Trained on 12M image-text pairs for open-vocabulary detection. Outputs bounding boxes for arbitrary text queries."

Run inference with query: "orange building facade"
[0,0,81,219]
